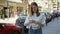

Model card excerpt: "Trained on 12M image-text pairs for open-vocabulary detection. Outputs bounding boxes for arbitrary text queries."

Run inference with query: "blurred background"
[0,0,60,34]
[0,0,60,17]
[0,0,60,24]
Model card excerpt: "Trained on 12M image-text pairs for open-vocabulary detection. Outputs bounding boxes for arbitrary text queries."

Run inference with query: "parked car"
[0,23,22,34]
[16,17,28,34]
[51,12,60,20]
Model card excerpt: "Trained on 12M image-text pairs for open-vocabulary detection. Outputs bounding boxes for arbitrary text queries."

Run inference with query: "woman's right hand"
[24,20,32,26]
[29,20,33,23]
[29,20,35,23]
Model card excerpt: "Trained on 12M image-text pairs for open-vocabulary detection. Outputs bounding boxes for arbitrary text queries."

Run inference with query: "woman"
[24,2,46,34]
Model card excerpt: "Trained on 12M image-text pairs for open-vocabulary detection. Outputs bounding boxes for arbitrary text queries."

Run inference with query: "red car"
[0,23,22,34]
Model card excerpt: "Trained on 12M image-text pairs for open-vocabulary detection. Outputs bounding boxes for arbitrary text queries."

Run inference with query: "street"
[42,17,60,34]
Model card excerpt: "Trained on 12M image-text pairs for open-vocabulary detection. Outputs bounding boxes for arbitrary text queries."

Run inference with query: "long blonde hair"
[28,2,40,17]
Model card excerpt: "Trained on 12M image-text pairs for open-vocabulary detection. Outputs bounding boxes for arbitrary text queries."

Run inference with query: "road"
[42,17,60,34]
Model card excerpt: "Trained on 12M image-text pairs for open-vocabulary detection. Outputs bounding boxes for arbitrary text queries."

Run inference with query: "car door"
[0,24,9,34]
[0,28,3,34]
[1,24,11,34]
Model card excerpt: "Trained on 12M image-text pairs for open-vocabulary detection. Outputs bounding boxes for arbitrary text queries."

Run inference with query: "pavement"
[0,16,18,25]
[42,17,60,34]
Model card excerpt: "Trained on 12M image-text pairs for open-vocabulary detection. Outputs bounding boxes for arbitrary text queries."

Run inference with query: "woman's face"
[31,5,38,13]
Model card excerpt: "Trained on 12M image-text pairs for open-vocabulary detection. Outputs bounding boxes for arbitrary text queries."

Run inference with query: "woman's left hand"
[32,20,36,23]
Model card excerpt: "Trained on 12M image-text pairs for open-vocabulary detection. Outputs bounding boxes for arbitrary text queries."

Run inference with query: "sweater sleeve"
[41,13,46,26]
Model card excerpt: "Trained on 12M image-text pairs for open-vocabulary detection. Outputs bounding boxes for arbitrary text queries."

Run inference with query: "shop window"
[17,7,27,17]
[0,6,15,19]
[9,6,14,17]
[1,7,9,19]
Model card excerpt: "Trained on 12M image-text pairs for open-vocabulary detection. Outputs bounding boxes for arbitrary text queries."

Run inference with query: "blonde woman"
[24,2,46,34]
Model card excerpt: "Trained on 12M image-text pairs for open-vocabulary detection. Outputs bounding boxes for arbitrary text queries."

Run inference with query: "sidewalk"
[0,16,18,25]
[42,17,60,34]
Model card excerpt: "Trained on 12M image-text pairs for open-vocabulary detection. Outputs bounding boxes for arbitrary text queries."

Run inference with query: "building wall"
[0,0,7,7]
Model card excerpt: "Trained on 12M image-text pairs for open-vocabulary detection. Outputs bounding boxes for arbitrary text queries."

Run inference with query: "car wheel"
[13,31,20,34]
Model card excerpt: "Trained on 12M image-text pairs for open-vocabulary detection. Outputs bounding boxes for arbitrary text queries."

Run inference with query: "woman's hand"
[29,20,35,23]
